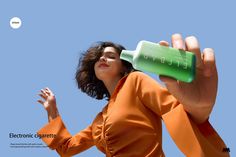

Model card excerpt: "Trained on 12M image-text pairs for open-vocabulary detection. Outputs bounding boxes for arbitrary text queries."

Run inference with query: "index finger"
[45,87,54,96]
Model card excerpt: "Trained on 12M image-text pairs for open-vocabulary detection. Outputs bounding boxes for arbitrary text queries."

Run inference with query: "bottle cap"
[120,50,134,63]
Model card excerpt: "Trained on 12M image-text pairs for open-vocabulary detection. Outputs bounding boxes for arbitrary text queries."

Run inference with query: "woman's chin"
[96,72,112,80]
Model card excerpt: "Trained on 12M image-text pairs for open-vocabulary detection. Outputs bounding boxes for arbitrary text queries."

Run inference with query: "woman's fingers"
[171,33,185,50]
[37,99,44,105]
[161,34,215,78]
[185,36,203,68]
[159,40,169,47]
[202,48,216,77]
[43,88,50,95]
[40,88,52,96]
[171,34,204,69]
[41,89,48,95]
[39,89,48,98]
[38,93,47,100]
[45,87,54,96]
[38,88,51,101]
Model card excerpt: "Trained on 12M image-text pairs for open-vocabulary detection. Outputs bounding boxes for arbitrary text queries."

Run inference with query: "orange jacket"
[38,72,229,157]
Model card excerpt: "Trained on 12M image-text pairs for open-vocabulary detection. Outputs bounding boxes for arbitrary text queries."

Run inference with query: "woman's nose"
[99,56,107,62]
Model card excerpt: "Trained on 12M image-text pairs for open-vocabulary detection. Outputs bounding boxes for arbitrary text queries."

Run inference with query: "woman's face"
[94,46,124,81]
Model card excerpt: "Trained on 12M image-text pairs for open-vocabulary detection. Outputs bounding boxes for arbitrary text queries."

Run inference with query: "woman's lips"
[98,63,109,68]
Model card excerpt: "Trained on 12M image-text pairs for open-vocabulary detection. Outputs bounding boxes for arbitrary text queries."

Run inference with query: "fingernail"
[175,40,184,49]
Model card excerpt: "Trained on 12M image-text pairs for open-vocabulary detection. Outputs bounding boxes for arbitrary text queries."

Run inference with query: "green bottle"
[120,40,196,83]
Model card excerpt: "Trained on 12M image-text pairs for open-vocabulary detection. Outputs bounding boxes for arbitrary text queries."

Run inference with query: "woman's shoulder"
[124,71,166,95]
[126,71,161,86]
[127,71,153,81]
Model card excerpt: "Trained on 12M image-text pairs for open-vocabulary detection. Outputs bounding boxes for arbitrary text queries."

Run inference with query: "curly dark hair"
[75,41,135,100]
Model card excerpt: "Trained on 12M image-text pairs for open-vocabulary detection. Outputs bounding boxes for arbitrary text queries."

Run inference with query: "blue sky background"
[0,0,235,156]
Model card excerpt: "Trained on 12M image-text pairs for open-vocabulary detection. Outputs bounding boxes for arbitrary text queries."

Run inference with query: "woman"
[37,34,229,157]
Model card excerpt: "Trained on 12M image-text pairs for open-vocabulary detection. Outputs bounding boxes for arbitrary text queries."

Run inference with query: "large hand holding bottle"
[159,34,218,124]
[121,34,218,123]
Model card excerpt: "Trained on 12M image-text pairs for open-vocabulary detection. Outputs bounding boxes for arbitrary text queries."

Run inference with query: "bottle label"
[143,55,188,70]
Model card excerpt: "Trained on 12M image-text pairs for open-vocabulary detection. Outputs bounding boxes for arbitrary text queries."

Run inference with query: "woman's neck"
[102,76,122,96]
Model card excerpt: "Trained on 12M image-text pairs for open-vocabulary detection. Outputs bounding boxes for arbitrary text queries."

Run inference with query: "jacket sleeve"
[131,72,179,116]
[37,116,94,157]
[132,72,230,157]
[162,105,230,157]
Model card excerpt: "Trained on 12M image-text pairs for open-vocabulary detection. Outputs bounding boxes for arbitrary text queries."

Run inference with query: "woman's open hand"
[38,87,59,121]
